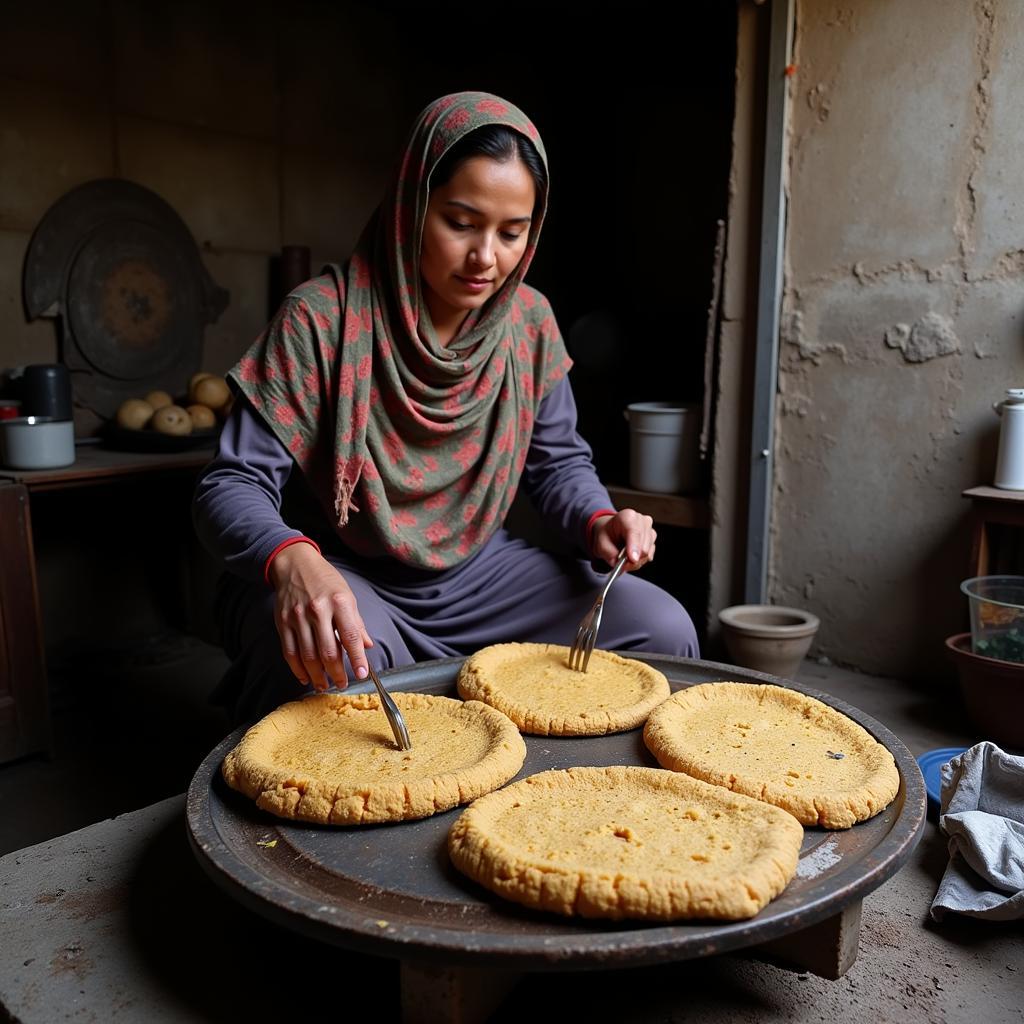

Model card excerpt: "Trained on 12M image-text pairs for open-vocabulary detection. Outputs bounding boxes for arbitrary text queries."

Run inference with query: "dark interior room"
[0,3,1020,1022]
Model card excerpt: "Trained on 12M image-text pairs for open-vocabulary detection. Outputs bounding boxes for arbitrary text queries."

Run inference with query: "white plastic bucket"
[624,402,701,494]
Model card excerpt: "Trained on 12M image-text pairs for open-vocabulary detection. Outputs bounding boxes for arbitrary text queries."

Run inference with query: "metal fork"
[366,662,412,750]
[568,551,629,672]
[333,629,411,750]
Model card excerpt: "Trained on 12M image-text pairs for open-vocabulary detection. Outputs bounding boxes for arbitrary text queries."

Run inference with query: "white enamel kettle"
[994,388,1024,490]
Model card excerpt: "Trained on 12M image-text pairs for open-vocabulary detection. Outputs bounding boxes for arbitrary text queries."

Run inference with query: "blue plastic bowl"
[916,747,969,817]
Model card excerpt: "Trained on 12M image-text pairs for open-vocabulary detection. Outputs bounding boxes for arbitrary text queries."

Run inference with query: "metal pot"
[0,415,75,469]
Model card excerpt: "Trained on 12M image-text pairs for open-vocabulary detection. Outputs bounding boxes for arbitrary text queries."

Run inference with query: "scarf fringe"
[334,477,360,527]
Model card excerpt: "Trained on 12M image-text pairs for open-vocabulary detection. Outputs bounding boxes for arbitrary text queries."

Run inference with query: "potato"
[151,404,193,436]
[144,389,173,410]
[116,398,154,431]
[193,376,230,411]
[187,403,216,430]
[188,372,216,403]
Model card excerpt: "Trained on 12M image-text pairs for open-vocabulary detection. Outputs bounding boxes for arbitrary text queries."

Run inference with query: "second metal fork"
[367,662,412,751]
[568,551,629,672]
[335,629,412,750]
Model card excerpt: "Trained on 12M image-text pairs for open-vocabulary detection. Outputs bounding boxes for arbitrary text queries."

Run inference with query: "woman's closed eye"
[446,218,523,242]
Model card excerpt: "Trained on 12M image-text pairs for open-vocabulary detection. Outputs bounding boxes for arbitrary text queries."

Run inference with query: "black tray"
[102,425,219,453]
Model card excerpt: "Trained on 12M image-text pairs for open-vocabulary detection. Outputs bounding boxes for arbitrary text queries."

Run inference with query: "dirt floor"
[490,824,1021,1023]
[487,660,1023,1024]
[1,645,1020,1022]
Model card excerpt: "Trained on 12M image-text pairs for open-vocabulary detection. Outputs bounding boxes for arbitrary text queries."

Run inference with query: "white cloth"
[930,741,1024,921]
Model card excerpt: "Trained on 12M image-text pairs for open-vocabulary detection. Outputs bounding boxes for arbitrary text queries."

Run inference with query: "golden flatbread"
[643,682,900,829]
[448,765,803,920]
[456,642,670,736]
[222,692,526,825]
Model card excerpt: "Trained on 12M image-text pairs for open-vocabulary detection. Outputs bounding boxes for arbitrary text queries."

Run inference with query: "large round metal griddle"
[186,655,926,971]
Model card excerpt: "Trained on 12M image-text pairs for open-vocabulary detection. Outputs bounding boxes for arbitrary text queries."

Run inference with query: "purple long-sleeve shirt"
[193,376,614,583]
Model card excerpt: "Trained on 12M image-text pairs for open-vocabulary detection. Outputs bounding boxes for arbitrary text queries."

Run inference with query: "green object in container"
[975,629,1024,663]
[960,575,1024,665]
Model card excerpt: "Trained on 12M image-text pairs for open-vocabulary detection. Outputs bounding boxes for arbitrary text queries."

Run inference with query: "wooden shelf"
[605,485,710,529]
[0,443,215,493]
[963,485,1024,504]
[963,484,1024,577]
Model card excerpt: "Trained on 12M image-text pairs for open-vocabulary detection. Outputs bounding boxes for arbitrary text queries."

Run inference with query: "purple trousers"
[213,529,699,725]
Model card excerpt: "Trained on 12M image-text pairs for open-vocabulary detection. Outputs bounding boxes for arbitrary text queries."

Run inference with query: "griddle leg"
[750,899,862,979]
[399,961,522,1024]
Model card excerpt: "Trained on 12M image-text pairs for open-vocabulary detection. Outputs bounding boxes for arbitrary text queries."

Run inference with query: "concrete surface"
[2,791,1014,1024]
[1,654,1020,1023]
[0,796,397,1023]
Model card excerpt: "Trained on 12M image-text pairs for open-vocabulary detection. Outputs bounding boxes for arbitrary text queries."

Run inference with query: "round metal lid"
[23,178,229,418]
[66,218,202,381]
[187,655,926,971]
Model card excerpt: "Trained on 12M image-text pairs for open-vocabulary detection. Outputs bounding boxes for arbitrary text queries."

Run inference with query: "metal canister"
[994,388,1024,490]
[21,364,72,421]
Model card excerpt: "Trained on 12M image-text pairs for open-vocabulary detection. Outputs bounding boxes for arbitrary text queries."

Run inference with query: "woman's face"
[420,154,536,340]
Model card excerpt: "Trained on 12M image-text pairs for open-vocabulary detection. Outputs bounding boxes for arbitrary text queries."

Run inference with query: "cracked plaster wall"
[774,0,1024,678]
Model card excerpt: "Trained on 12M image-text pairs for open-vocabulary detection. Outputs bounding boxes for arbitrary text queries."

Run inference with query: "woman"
[193,91,698,725]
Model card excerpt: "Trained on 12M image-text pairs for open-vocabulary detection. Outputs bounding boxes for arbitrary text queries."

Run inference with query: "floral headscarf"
[231,91,571,568]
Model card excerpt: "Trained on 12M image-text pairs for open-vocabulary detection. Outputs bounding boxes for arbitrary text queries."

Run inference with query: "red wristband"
[264,536,321,584]
[585,508,617,555]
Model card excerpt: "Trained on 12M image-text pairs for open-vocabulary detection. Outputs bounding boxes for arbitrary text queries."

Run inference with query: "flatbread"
[448,765,803,920]
[222,692,526,825]
[456,642,671,736]
[643,683,900,829]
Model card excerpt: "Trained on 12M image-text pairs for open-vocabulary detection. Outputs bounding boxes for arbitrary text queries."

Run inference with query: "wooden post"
[0,483,52,762]
[751,899,862,979]
[399,961,522,1024]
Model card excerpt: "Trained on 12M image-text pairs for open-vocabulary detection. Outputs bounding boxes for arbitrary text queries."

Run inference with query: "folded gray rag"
[930,741,1024,921]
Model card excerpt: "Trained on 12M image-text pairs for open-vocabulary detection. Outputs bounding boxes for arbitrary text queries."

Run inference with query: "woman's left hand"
[590,509,656,571]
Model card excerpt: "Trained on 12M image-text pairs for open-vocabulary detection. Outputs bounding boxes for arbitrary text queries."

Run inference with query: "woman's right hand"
[267,542,373,691]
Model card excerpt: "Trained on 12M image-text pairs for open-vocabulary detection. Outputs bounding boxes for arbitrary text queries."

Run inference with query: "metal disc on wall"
[66,219,202,382]
[24,179,229,419]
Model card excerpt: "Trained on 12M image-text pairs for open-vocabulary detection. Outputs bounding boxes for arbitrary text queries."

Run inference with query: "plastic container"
[624,402,701,494]
[960,575,1024,664]
[916,747,969,818]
